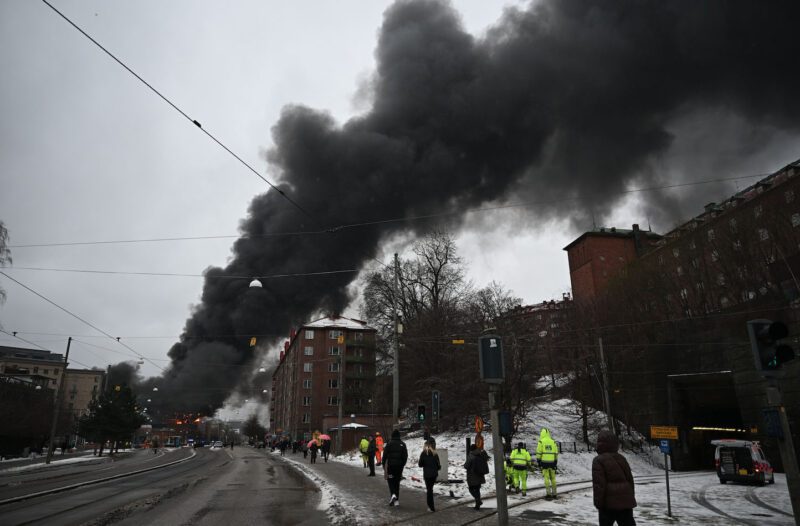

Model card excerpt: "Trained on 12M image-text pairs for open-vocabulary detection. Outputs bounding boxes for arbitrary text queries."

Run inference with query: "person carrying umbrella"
[320,434,331,462]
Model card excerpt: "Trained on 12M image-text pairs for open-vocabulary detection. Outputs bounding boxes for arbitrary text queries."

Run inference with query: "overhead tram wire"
[39,0,318,227]
[5,267,362,279]
[9,172,769,249]
[0,271,164,372]
[0,328,94,369]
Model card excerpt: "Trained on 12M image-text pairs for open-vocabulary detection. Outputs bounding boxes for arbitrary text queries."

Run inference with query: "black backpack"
[473,453,490,475]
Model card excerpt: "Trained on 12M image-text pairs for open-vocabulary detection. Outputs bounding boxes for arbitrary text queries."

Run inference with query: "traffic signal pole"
[766,381,800,525]
[46,337,71,465]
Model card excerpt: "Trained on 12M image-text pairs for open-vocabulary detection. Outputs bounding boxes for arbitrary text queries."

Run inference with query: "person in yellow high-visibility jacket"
[359,436,370,468]
[509,442,532,496]
[536,427,559,499]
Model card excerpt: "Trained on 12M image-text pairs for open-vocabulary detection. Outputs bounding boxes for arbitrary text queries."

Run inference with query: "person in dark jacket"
[418,440,441,512]
[464,444,490,510]
[321,439,331,462]
[309,440,319,464]
[381,430,408,507]
[592,430,637,526]
[367,435,377,476]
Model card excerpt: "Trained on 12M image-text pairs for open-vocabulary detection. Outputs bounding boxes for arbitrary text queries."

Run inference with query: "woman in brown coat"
[592,430,637,526]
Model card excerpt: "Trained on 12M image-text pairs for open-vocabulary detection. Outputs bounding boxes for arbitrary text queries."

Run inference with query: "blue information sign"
[659,439,671,454]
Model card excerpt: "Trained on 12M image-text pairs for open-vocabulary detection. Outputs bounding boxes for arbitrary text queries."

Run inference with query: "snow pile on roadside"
[277,453,365,525]
[333,398,664,498]
[0,455,101,473]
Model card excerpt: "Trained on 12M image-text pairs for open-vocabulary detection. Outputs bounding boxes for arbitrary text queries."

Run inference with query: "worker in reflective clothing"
[504,457,515,491]
[375,432,385,464]
[536,427,559,499]
[359,436,370,468]
[509,442,532,496]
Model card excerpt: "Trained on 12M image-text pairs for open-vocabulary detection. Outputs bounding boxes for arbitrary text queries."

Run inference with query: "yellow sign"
[452,339,465,345]
[337,335,344,344]
[249,337,257,347]
[650,425,679,440]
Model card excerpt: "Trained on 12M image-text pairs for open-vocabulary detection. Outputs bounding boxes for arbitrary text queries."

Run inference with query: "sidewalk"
[273,450,498,526]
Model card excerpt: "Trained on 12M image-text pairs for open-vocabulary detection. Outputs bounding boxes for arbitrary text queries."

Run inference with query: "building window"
[304,346,314,356]
[329,346,341,356]
[329,330,343,339]
[720,296,730,307]
[328,379,338,389]
[786,190,795,203]
[303,363,313,373]
[352,379,363,389]
[302,413,311,423]
[34,367,39,373]
[302,396,312,406]
[754,205,762,218]
[680,288,689,300]
[43,369,49,375]
[658,255,664,265]
[707,229,715,241]
[711,250,720,262]
[327,396,339,406]
[729,218,737,233]
[717,273,726,286]
[676,266,683,276]
[733,240,742,251]
[92,385,98,392]
[793,213,800,227]
[689,240,696,250]
[672,248,680,258]
[329,362,340,373]
[303,379,312,389]
[354,332,363,341]
[691,258,700,269]
[758,228,770,241]
[94,377,98,383]
[305,330,315,340]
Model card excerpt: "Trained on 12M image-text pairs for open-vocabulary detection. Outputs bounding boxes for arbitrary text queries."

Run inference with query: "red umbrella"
[307,439,320,447]
[319,434,331,441]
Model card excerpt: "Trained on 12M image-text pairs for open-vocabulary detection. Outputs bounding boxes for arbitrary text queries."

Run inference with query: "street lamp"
[249,278,262,288]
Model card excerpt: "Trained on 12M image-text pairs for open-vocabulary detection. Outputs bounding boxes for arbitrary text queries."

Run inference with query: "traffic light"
[431,390,440,421]
[747,319,795,375]
[417,405,426,422]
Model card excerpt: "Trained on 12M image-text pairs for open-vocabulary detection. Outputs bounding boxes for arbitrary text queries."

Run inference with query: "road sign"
[659,439,671,454]
[452,339,465,345]
[650,425,678,440]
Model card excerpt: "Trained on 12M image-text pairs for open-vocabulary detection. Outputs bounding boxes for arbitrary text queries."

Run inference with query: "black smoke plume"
[141,0,800,415]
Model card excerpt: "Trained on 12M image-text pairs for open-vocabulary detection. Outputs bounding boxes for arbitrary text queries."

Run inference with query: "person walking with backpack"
[464,444,490,510]
[593,430,637,526]
[418,440,441,512]
[510,442,532,496]
[536,428,559,499]
[382,430,408,507]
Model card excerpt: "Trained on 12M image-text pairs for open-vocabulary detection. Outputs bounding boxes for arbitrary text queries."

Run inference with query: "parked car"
[210,441,223,449]
[712,439,775,485]
[256,441,265,449]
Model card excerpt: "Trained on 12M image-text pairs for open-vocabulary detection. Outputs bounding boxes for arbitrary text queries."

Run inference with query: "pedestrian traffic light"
[417,405,426,422]
[747,319,796,376]
[431,390,440,421]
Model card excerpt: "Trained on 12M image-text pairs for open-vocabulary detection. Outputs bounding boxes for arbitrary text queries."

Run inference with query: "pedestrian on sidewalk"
[321,438,331,462]
[309,440,319,464]
[418,439,441,512]
[536,428,559,499]
[375,432,385,464]
[464,444,490,510]
[510,442,532,496]
[382,429,408,507]
[592,430,637,526]
[359,436,370,468]
[367,435,377,476]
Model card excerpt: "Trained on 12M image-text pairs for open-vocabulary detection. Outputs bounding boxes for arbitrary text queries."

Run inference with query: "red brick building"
[563,226,662,303]
[270,315,377,441]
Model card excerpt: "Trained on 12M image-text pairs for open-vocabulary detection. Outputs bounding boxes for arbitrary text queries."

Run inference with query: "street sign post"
[650,427,676,517]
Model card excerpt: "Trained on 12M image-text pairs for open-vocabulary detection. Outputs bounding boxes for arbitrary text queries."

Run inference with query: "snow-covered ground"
[327,396,795,523]
[0,453,100,473]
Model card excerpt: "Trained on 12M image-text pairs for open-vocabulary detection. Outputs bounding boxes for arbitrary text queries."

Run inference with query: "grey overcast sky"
[1,0,799,385]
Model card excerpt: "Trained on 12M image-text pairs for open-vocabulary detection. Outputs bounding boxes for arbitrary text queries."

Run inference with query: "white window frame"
[305,330,315,340]
[328,362,340,373]
[304,346,313,356]
[302,396,312,406]
[303,363,313,373]
[302,413,311,423]
[328,330,343,339]
[329,346,341,356]
[303,379,312,389]
[327,396,339,406]
[328,379,338,389]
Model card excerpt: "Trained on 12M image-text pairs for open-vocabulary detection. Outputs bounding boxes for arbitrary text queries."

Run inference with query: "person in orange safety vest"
[375,432,385,463]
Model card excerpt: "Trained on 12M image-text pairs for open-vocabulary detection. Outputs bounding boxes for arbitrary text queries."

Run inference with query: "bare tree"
[0,221,11,305]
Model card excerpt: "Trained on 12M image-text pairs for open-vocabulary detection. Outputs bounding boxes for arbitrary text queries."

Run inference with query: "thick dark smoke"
[139,0,800,415]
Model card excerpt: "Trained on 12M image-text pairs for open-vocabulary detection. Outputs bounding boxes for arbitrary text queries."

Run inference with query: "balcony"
[346,339,375,348]
[345,372,373,379]
[345,355,373,364]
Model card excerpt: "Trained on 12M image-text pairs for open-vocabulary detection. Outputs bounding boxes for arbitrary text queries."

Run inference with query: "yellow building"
[62,368,105,418]
[0,345,66,390]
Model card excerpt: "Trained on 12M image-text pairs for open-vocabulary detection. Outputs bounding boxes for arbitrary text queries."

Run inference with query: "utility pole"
[598,337,615,434]
[46,337,71,464]
[489,385,509,525]
[336,354,344,455]
[766,381,800,525]
[392,253,400,424]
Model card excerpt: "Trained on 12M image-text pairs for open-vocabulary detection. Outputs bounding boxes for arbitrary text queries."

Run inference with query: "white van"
[712,439,775,485]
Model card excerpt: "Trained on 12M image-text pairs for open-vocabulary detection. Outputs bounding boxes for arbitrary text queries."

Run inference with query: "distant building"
[270,315,377,442]
[62,368,105,418]
[0,346,66,390]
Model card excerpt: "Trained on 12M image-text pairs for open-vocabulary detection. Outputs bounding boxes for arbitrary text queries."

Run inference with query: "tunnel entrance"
[667,371,747,470]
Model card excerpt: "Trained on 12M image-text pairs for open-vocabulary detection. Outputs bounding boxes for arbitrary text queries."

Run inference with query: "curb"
[0,449,197,506]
